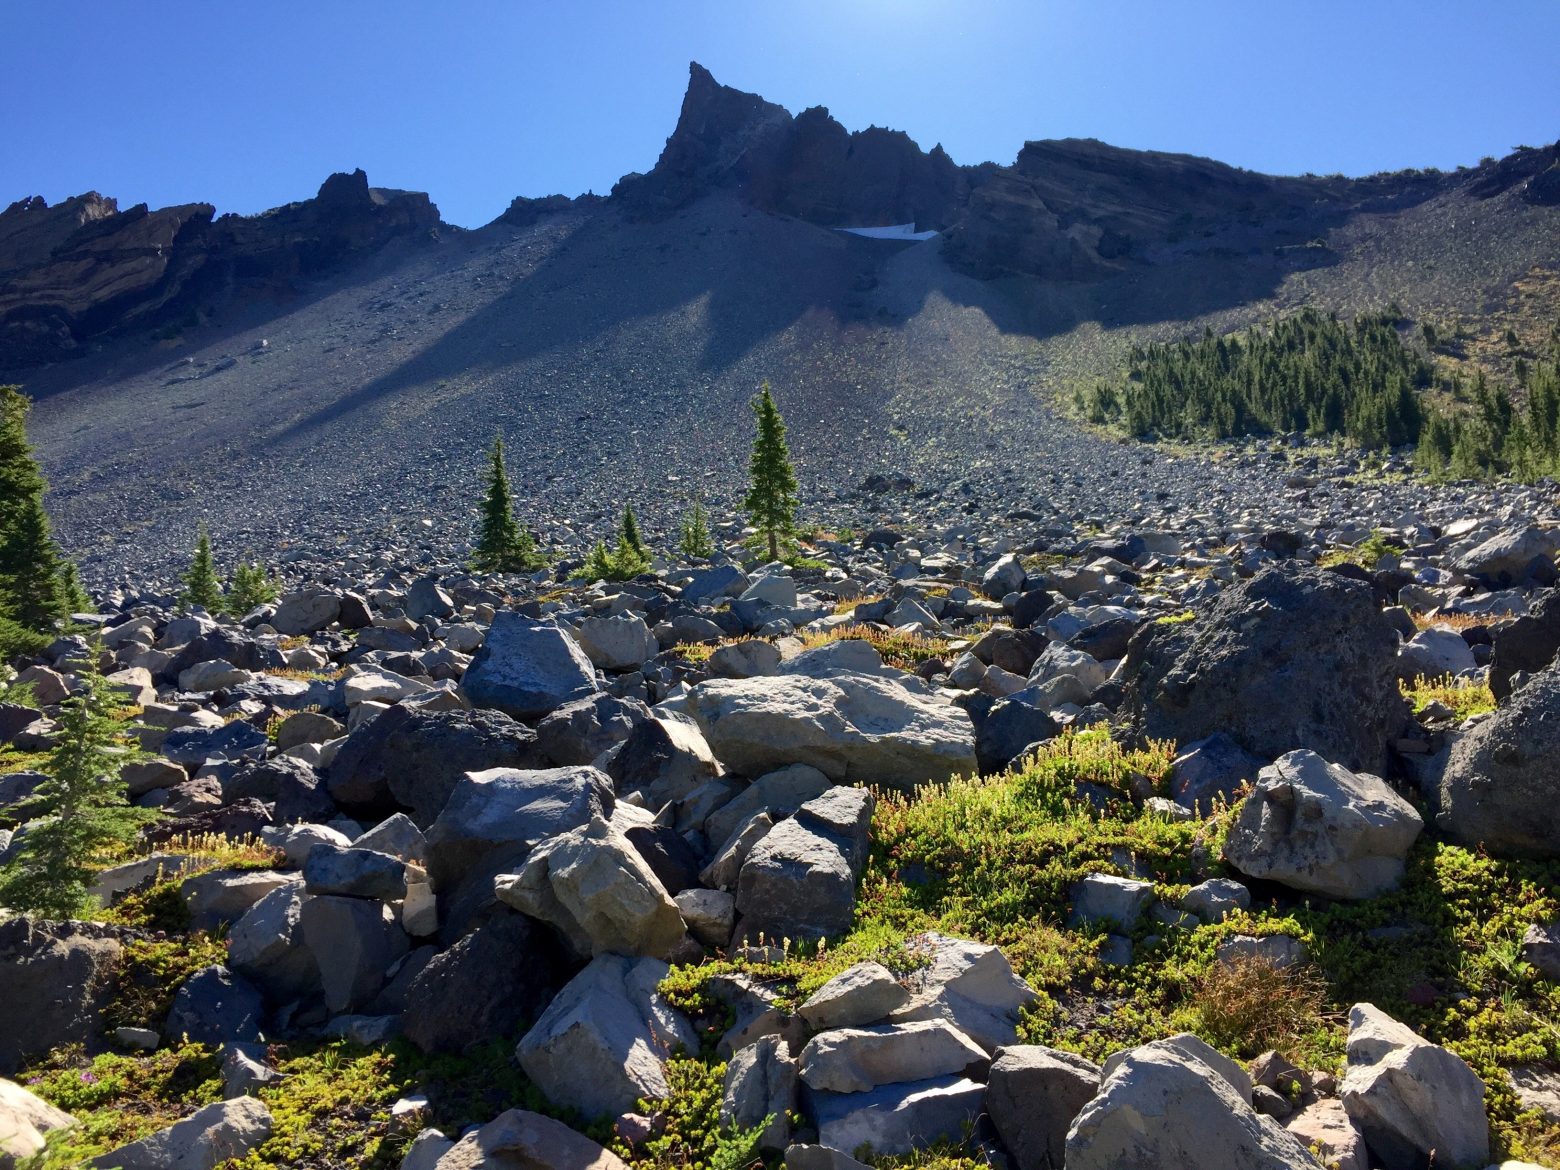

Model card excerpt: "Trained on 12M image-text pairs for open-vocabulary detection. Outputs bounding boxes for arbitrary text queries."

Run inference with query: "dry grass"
[1193,954,1330,1059]
[1410,610,1487,633]
[1400,673,1497,720]
[797,625,952,670]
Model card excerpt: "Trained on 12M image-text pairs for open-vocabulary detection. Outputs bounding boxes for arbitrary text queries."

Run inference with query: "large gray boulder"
[1065,1035,1316,1169]
[1224,750,1423,899]
[798,1020,986,1093]
[535,693,651,766]
[1340,1003,1489,1170]
[573,612,658,671]
[227,880,322,1003]
[88,1097,272,1170]
[0,919,123,1075]
[888,932,1038,1054]
[721,1034,797,1152]
[1396,627,1476,682]
[1123,566,1405,774]
[428,1108,628,1169]
[798,962,910,1031]
[986,1045,1101,1170]
[1489,589,1560,700]
[605,712,722,806]
[299,895,409,1014]
[326,703,547,821]
[809,1074,985,1158]
[735,787,874,942]
[517,954,697,1121]
[1454,524,1560,585]
[423,765,614,894]
[0,1076,76,1167]
[271,589,341,635]
[687,673,976,789]
[461,613,599,720]
[1436,661,1560,856]
[494,815,687,960]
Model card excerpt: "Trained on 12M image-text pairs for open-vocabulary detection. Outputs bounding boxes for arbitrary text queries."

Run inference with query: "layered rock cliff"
[0,170,438,365]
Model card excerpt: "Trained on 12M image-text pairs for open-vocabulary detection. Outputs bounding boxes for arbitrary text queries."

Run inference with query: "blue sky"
[5,1,1557,228]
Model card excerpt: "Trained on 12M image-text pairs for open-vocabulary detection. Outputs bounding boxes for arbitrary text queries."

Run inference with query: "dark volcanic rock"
[1123,566,1406,774]
[0,169,440,366]
[401,911,570,1054]
[326,703,548,821]
[1489,588,1560,700]
[0,918,124,1074]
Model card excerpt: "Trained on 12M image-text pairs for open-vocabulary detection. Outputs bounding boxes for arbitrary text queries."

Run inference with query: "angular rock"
[516,954,697,1120]
[1284,1099,1367,1170]
[1069,874,1154,930]
[0,919,122,1075]
[1171,732,1262,812]
[304,843,409,900]
[496,814,686,960]
[606,713,721,806]
[461,613,599,720]
[986,1044,1101,1170]
[674,888,735,948]
[889,932,1038,1053]
[1124,566,1405,774]
[1455,525,1560,585]
[162,720,269,768]
[0,1075,76,1166]
[181,869,297,932]
[574,612,658,671]
[799,1019,986,1092]
[165,965,264,1046]
[424,765,614,894]
[707,639,782,679]
[1225,750,1422,898]
[1066,1035,1315,1170]
[300,895,409,1014]
[535,693,650,766]
[1340,1003,1489,1170]
[799,962,910,1031]
[1437,661,1560,855]
[228,882,322,1003]
[1396,627,1476,682]
[809,1074,984,1158]
[88,1097,272,1170]
[272,590,342,635]
[736,816,856,942]
[401,911,569,1054]
[721,1033,797,1152]
[688,673,976,789]
[429,1107,628,1169]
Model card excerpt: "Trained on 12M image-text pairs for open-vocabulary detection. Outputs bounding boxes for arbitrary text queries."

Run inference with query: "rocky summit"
[2,46,1560,1170]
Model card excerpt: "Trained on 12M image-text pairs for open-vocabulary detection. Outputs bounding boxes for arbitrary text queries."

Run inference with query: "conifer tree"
[227,561,281,614]
[0,645,153,917]
[181,524,224,611]
[744,383,799,561]
[473,434,545,572]
[679,500,714,560]
[620,503,646,558]
[0,385,77,635]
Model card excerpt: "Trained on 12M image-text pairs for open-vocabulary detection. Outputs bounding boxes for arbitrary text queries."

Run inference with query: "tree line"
[1076,308,1560,480]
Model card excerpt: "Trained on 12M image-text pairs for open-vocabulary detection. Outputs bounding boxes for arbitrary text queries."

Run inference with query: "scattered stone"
[986,1045,1101,1170]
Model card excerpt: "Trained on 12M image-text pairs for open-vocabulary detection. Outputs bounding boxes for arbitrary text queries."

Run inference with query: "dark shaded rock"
[1172,732,1263,813]
[623,821,704,896]
[976,689,1060,774]
[401,911,570,1054]
[142,797,273,846]
[535,692,651,766]
[166,964,264,1046]
[1490,588,1560,700]
[0,919,124,1074]
[1123,566,1405,775]
[326,703,547,821]
[1437,660,1560,856]
[224,756,335,825]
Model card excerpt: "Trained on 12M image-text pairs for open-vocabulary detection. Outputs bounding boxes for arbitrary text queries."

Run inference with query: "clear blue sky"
[5,1,1557,228]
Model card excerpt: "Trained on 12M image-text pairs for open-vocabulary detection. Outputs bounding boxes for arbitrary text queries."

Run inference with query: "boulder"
[165,965,264,1046]
[688,673,976,789]
[326,703,547,821]
[181,869,297,932]
[1224,750,1422,899]
[0,919,123,1074]
[721,1033,797,1152]
[707,639,783,679]
[606,713,721,806]
[1065,1035,1316,1170]
[495,815,687,960]
[535,693,650,766]
[799,962,910,1031]
[1340,1003,1489,1170]
[461,613,599,720]
[423,765,614,894]
[573,612,658,671]
[703,763,831,851]
[1489,589,1560,700]
[516,954,697,1120]
[0,1076,75,1167]
[1284,1099,1367,1170]
[401,911,569,1054]
[1069,874,1155,930]
[975,689,1060,773]
[227,882,321,1003]
[1124,566,1405,774]
[1436,661,1560,855]
[271,590,342,635]
[88,1097,273,1170]
[177,659,251,693]
[224,756,335,825]
[428,1108,628,1170]
[809,1074,985,1158]
[1171,732,1263,812]
[1454,525,1560,585]
[303,843,409,900]
[1396,627,1476,682]
[986,1045,1101,1170]
[888,931,1038,1054]
[734,789,873,943]
[300,895,409,1014]
[798,1019,986,1092]
[162,720,269,768]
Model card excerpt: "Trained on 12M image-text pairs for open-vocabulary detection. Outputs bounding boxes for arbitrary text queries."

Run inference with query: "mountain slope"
[3,66,1558,579]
